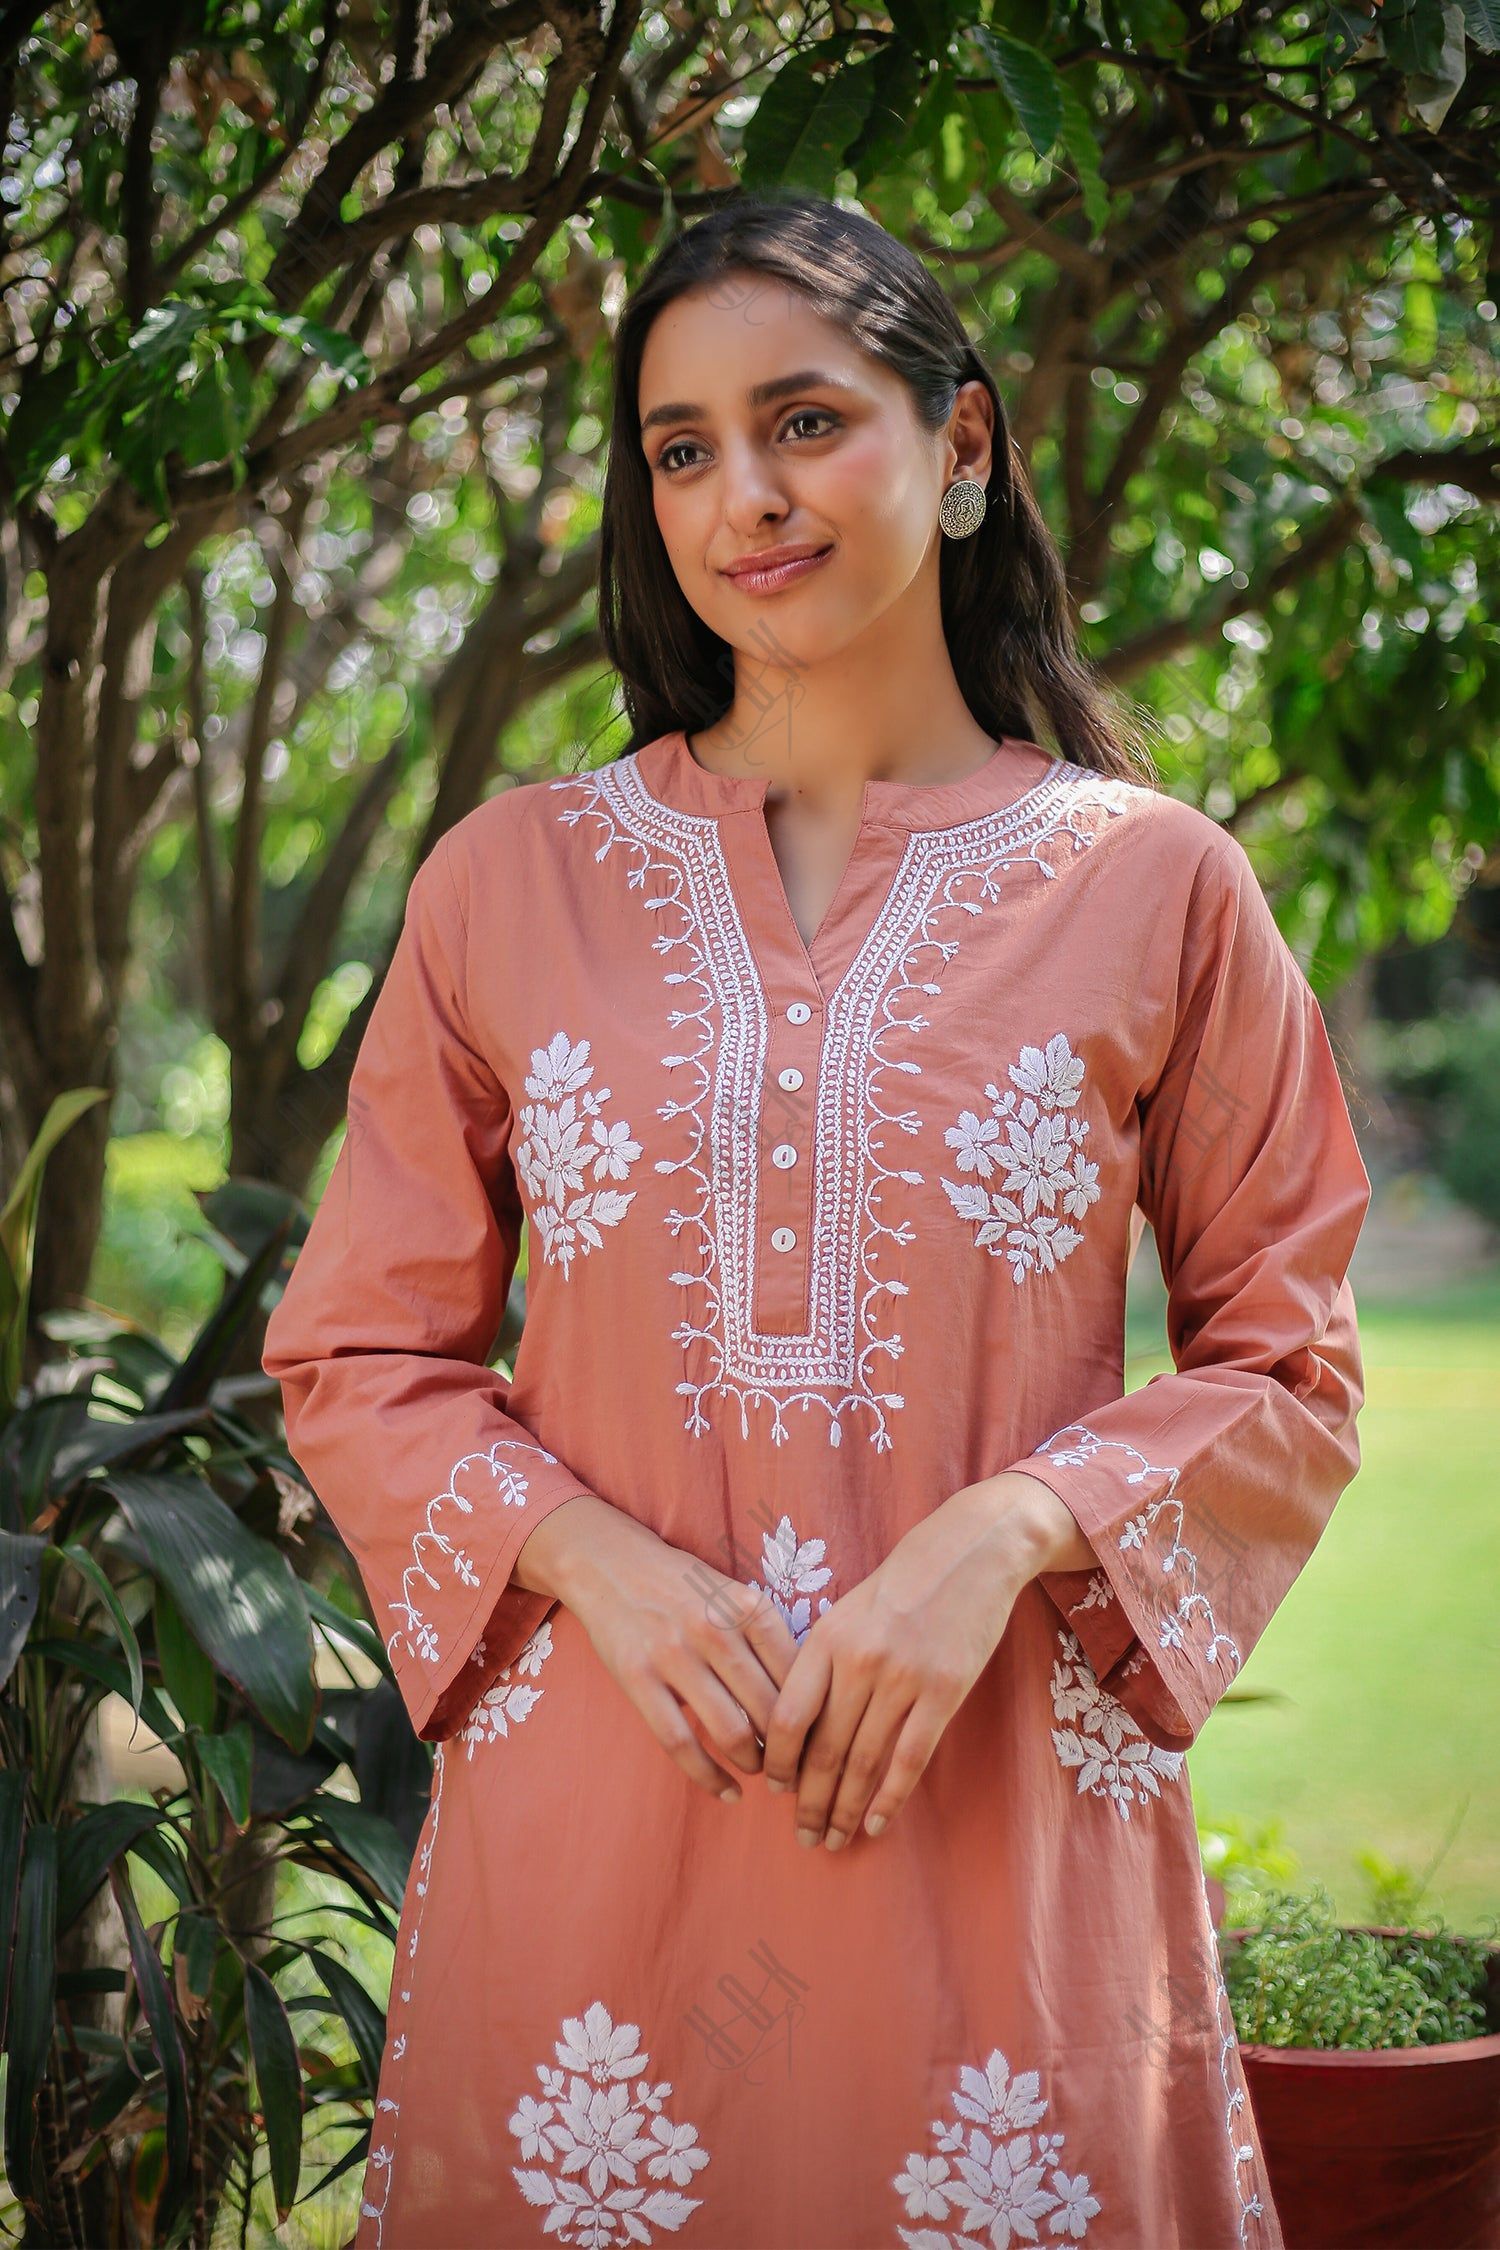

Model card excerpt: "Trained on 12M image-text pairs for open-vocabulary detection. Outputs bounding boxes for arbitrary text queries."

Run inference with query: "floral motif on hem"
[1209,1941,1271,2240]
[360,1740,449,2246]
[456,1619,555,1757]
[893,2045,1102,2244]
[1029,1422,1244,1694]
[509,1999,710,2244]
[940,1032,1101,1283]
[515,1029,643,1277]
[1050,1626,1185,1819]
[551,757,1129,1454]
[387,1435,565,1681]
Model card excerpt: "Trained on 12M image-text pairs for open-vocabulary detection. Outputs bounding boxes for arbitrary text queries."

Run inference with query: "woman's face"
[637,274,981,668]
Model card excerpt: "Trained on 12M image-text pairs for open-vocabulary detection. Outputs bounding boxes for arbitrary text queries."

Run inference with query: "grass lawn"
[1169,1266,1500,1930]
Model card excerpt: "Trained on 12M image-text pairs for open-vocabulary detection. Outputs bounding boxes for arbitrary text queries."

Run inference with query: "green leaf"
[247,311,372,387]
[298,1797,412,1913]
[172,1907,219,2019]
[0,1531,46,1691]
[843,41,934,183]
[300,1579,385,1675]
[155,1575,219,1735]
[56,1799,168,1935]
[886,0,957,65]
[1458,0,1500,50]
[0,1767,26,2050]
[970,26,1064,156]
[1388,0,1469,130]
[1057,74,1111,239]
[305,1944,387,2090]
[109,1863,190,2196]
[3,1820,57,2209]
[1323,4,1383,78]
[104,1472,317,1751]
[197,1721,255,1829]
[21,1636,179,1749]
[58,1542,145,1718]
[245,1962,304,2217]
[127,299,210,377]
[0,1088,109,1414]
[740,38,878,197]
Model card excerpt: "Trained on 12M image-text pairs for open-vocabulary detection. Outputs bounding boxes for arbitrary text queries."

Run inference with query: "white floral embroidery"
[509,1999,710,2244]
[1068,1567,1115,1617]
[515,1029,642,1276]
[746,1515,834,1641]
[1209,1939,1271,2241]
[1050,1627,1185,1818]
[457,1619,555,1757]
[940,1032,1101,1282]
[551,756,1131,1451]
[387,1435,564,1681]
[1028,1423,1243,1692]
[361,1741,450,2245]
[893,2045,1102,2245]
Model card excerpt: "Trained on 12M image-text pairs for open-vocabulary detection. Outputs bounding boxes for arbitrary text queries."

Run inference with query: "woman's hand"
[760,1472,1095,1851]
[514,1493,803,1805]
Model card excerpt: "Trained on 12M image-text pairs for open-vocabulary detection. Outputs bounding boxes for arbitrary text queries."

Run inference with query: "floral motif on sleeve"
[1035,1424,1244,1690]
[389,1435,566,1680]
[940,1032,1101,1283]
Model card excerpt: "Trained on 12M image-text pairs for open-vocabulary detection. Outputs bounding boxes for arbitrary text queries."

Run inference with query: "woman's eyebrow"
[640,370,860,437]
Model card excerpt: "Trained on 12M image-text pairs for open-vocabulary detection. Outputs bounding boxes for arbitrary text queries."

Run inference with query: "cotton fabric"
[262,726,1371,2249]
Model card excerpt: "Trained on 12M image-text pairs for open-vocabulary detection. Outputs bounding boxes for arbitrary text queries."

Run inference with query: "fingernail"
[765,1778,788,1794]
[795,1827,820,1849]
[865,1813,886,1837]
[824,1830,847,1852]
[719,1785,741,1803]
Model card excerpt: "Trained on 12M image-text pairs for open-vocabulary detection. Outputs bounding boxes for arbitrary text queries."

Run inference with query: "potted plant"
[1215,1865,1500,2249]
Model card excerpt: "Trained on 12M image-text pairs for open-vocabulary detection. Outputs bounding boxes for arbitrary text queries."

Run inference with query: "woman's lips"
[722,546,833,595]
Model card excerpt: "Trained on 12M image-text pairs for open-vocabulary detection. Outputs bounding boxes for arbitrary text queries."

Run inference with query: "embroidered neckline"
[549,756,1133,1449]
[631,726,1074,833]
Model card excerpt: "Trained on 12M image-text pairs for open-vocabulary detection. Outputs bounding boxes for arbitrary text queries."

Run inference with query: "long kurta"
[261,725,1372,2250]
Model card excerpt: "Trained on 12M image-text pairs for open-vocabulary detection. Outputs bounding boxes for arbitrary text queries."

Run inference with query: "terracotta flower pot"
[1218,1924,1500,2249]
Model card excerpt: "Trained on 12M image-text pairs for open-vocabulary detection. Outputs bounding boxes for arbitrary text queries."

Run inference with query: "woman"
[262,194,1371,2248]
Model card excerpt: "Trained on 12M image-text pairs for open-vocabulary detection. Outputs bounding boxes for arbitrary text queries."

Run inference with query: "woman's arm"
[262,837,604,1743]
[1008,834,1371,1751]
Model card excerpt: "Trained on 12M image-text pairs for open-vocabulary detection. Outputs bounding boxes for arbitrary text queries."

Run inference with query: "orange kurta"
[262,727,1371,2250]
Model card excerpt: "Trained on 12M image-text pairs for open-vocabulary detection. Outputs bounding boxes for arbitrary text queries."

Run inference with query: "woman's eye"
[654,408,839,476]
[782,408,838,442]
[656,439,702,474]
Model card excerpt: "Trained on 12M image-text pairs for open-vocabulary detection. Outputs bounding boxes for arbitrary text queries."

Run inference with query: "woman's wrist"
[511,1490,616,1603]
[953,1469,1098,1580]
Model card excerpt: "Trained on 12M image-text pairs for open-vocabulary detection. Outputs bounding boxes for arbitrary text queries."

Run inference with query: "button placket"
[756,992,823,1324]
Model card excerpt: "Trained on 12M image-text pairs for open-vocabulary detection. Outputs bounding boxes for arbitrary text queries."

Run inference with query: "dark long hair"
[595,192,1158,787]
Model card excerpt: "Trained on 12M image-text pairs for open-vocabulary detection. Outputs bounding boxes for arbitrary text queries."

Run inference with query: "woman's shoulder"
[1058,757,1240,890]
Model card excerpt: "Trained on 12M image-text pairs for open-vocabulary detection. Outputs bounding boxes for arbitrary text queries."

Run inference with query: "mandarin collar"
[630,727,1068,834]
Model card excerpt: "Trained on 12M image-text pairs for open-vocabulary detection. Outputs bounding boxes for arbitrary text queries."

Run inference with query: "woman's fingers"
[789,1676,878,1847]
[574,1525,804,1797]
[732,1578,804,1693]
[629,1672,752,1801]
[849,1693,952,1840]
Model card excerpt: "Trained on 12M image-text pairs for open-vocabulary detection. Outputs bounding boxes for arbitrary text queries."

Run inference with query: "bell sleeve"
[261,834,599,1743]
[1012,832,1372,1752]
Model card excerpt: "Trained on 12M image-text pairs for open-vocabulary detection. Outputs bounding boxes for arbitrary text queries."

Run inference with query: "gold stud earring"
[938,475,987,539]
